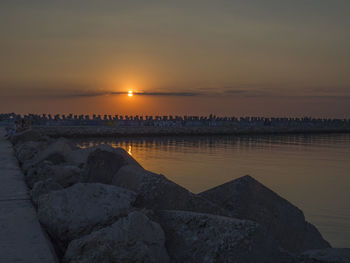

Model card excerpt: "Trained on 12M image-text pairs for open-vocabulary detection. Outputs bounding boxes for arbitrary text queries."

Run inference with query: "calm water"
[76,133,350,247]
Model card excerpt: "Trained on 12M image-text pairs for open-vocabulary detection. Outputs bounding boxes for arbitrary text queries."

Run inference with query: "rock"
[199,175,331,253]
[112,165,228,215]
[67,144,142,168]
[157,210,298,263]
[10,129,47,145]
[64,211,170,263]
[14,140,49,164]
[37,183,137,249]
[31,179,63,206]
[300,248,350,263]
[25,161,81,189]
[22,138,76,172]
[25,161,54,188]
[82,149,126,184]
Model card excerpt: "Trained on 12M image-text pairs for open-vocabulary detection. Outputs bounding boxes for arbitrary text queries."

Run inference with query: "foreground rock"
[31,179,63,206]
[22,138,76,172]
[200,175,330,254]
[25,161,81,189]
[37,183,137,249]
[67,144,142,169]
[113,164,227,215]
[14,140,49,164]
[64,211,169,263]
[300,248,350,263]
[82,148,140,184]
[157,210,298,263]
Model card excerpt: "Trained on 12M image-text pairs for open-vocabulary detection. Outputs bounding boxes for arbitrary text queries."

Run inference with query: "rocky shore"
[10,129,350,262]
[32,125,350,138]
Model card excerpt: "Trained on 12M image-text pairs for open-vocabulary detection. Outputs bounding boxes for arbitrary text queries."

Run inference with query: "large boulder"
[14,140,49,164]
[64,211,170,263]
[31,179,63,206]
[300,248,350,263]
[25,161,81,188]
[81,147,142,184]
[157,210,298,263]
[67,144,142,168]
[199,175,331,253]
[112,164,227,215]
[22,138,76,172]
[37,183,137,249]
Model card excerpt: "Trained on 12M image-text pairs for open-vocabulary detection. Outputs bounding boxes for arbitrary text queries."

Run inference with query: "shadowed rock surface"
[300,248,350,263]
[112,164,227,215]
[14,140,49,164]
[22,138,76,172]
[157,210,298,263]
[31,179,63,206]
[37,183,137,249]
[64,211,170,263]
[82,149,125,184]
[199,175,331,254]
[67,144,142,169]
[25,161,81,189]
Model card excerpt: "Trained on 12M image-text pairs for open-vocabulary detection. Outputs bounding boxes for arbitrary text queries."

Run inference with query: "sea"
[76,133,350,247]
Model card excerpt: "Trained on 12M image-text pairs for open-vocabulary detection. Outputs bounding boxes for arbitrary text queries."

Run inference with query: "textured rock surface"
[113,164,227,215]
[22,138,76,172]
[199,175,330,253]
[14,140,48,164]
[37,183,137,247]
[25,161,81,188]
[300,248,350,263]
[82,149,126,184]
[67,144,142,169]
[157,210,298,263]
[25,161,54,188]
[31,179,63,206]
[64,211,169,263]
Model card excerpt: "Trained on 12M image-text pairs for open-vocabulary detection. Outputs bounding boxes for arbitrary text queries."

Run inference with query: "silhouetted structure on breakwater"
[1,113,349,130]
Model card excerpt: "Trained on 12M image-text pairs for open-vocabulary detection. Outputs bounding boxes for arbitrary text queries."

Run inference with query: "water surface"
[76,133,350,247]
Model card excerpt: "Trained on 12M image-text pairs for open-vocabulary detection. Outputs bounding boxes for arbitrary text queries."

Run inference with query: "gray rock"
[25,160,54,188]
[37,183,137,248]
[31,179,63,206]
[64,211,170,263]
[25,161,81,189]
[82,149,126,184]
[112,165,226,218]
[14,140,49,163]
[67,144,142,168]
[22,138,76,172]
[112,164,227,215]
[300,248,350,263]
[157,210,298,263]
[199,175,331,253]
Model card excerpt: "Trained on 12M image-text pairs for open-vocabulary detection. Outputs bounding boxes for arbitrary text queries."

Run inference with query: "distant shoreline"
[32,125,350,138]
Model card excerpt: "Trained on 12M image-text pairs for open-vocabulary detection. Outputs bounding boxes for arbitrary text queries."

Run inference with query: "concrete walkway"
[0,128,57,262]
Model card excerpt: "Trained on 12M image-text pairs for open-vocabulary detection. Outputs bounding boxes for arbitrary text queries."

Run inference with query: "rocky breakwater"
[10,129,350,263]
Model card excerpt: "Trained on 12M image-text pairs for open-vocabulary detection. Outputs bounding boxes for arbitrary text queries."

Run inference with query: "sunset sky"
[1,1,349,117]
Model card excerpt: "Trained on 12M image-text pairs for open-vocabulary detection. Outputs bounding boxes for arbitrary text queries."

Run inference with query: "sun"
[128,90,133,97]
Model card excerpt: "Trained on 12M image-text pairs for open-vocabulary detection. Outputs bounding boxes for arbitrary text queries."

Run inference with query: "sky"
[0,0,349,117]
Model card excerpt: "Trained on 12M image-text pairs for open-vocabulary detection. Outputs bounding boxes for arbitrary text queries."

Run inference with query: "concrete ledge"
[0,128,58,263]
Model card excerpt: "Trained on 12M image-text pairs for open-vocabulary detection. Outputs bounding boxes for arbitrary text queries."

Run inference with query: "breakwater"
[9,129,350,262]
[2,113,350,137]
[31,125,350,138]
